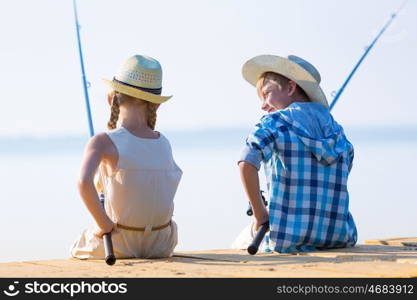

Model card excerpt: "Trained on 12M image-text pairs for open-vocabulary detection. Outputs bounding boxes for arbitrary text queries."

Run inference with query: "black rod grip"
[246,203,253,216]
[103,232,116,265]
[247,222,269,255]
[99,192,116,265]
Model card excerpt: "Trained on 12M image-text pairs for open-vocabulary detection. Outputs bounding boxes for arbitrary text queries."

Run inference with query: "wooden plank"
[1,244,417,278]
[364,237,417,246]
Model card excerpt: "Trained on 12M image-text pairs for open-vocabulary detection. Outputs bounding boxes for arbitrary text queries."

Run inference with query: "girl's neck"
[119,104,147,129]
[118,114,158,139]
[119,118,148,130]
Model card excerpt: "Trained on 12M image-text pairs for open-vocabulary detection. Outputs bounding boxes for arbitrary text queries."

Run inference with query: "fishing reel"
[246,190,268,216]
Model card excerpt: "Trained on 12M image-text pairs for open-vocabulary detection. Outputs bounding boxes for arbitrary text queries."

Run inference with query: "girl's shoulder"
[155,132,173,149]
[104,127,173,151]
[85,132,117,154]
[86,132,107,147]
[106,127,125,137]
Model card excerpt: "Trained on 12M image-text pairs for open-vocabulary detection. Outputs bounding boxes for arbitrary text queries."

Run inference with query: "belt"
[116,220,172,232]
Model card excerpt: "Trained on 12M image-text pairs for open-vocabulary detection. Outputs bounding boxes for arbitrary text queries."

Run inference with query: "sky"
[0,0,416,137]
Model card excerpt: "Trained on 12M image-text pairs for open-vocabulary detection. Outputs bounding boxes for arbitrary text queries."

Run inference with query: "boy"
[237,54,357,253]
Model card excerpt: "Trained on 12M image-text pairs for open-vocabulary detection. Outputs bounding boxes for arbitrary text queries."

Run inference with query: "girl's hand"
[93,220,117,239]
[254,206,269,231]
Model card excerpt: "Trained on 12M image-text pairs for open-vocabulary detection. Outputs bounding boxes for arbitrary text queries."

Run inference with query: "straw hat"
[242,54,328,107]
[102,55,172,104]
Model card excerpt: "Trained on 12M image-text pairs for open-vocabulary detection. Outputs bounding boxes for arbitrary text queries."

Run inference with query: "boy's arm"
[78,134,115,236]
[239,161,269,230]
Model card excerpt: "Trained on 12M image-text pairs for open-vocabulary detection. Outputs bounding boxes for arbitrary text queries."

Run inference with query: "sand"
[1,239,416,278]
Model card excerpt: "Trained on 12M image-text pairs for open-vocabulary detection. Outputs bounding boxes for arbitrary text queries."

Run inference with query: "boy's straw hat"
[102,55,172,104]
[242,54,328,107]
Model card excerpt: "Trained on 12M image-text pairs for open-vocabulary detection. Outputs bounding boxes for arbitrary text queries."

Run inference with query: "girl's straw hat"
[102,55,172,104]
[242,54,328,107]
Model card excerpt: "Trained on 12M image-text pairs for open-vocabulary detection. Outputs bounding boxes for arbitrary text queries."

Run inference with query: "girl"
[70,55,182,259]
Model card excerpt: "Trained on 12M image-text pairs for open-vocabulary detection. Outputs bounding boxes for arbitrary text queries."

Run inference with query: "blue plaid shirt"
[240,102,357,253]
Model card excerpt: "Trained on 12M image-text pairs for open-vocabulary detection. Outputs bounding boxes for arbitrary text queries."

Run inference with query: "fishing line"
[329,0,409,111]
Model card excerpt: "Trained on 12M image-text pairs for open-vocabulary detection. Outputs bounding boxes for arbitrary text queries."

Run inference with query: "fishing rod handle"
[246,203,254,216]
[99,192,116,265]
[103,232,116,265]
[247,222,270,255]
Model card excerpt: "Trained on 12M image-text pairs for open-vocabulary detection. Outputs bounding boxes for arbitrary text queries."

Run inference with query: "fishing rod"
[246,191,269,255]
[72,0,116,266]
[247,0,409,255]
[329,0,409,110]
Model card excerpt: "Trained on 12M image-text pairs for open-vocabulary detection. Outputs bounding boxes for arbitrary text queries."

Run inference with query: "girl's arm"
[78,134,115,236]
[239,161,269,230]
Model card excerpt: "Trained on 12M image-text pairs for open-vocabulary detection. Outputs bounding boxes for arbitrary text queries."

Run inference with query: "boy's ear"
[287,81,297,97]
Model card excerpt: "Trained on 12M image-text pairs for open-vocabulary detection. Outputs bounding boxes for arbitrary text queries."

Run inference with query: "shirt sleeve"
[238,124,275,170]
[348,146,354,173]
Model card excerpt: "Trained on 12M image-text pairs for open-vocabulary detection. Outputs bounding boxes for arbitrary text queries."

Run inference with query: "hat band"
[112,77,162,95]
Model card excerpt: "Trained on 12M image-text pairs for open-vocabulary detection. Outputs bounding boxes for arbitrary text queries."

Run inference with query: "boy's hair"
[256,72,309,101]
[107,90,159,130]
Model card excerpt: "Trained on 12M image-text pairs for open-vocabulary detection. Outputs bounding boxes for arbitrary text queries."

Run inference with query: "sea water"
[0,127,416,263]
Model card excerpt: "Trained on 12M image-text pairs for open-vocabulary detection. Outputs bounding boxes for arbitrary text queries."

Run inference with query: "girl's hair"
[107,91,120,130]
[146,101,158,130]
[256,72,309,101]
[106,90,159,130]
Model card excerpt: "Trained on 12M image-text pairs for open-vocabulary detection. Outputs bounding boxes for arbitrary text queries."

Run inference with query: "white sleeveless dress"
[70,127,182,259]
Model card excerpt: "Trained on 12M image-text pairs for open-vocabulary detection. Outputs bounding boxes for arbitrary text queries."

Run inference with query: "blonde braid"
[107,93,120,130]
[146,102,158,130]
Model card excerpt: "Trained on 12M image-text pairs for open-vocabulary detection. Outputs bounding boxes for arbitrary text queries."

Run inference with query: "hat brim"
[242,55,328,107]
[102,79,172,104]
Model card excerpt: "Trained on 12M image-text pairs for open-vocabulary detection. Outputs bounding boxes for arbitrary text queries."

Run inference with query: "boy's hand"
[254,206,269,231]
